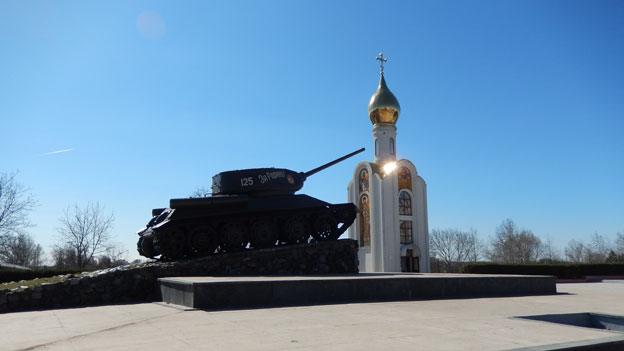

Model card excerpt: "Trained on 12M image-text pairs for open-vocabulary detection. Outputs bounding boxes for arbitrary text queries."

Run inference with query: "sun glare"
[383,161,397,175]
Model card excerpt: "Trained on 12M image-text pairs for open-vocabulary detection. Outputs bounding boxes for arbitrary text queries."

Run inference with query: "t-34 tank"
[137,148,364,260]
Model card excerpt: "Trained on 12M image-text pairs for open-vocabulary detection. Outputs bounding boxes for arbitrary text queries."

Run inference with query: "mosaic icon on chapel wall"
[358,168,369,192]
[358,168,371,246]
[398,166,412,191]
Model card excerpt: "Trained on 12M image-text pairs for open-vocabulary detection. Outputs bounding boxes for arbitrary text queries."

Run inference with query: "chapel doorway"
[401,249,420,272]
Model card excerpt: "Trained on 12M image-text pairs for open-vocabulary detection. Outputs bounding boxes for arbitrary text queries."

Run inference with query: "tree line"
[430,218,624,272]
[0,172,130,270]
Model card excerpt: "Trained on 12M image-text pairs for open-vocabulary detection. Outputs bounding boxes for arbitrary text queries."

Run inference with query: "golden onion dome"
[368,73,400,125]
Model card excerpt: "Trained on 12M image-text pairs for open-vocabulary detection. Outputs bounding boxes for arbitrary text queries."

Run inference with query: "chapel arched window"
[358,168,369,192]
[399,191,412,216]
[390,138,395,155]
[398,167,412,191]
[359,194,370,246]
[400,220,413,244]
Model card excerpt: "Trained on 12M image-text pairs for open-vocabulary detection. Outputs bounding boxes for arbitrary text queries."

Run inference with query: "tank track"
[137,203,356,261]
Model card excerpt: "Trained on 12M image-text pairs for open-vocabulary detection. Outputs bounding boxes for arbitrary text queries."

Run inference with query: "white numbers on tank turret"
[242,171,286,186]
[258,171,286,184]
[258,174,269,184]
[240,177,254,187]
[267,171,285,179]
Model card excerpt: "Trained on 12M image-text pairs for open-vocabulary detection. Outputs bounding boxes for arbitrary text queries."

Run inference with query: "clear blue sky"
[2,1,623,260]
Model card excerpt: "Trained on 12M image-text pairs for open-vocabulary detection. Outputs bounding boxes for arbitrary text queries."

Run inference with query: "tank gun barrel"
[303,147,365,178]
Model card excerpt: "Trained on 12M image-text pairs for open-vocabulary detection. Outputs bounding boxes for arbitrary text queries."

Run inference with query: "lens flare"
[383,161,397,175]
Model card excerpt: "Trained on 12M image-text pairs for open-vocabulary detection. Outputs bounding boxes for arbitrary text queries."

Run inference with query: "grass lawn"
[0,276,67,291]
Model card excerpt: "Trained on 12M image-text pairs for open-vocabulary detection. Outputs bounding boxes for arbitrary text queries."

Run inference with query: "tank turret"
[137,148,365,260]
[211,148,365,196]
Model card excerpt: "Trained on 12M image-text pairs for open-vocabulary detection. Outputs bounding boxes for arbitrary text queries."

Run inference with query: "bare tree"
[0,232,43,267]
[430,228,482,272]
[486,219,543,264]
[190,187,211,198]
[465,230,484,262]
[0,172,37,243]
[606,250,624,263]
[51,245,79,269]
[96,245,128,268]
[564,239,586,263]
[56,202,114,268]
[541,237,562,262]
[614,231,624,255]
[585,233,611,263]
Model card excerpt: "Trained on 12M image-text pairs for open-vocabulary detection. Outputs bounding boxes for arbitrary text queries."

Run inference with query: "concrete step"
[159,273,557,310]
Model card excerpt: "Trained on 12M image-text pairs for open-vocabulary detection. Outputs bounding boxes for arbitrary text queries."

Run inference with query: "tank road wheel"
[283,215,309,244]
[311,214,338,241]
[190,225,218,256]
[137,235,156,258]
[249,219,278,249]
[156,226,188,260]
[219,220,248,252]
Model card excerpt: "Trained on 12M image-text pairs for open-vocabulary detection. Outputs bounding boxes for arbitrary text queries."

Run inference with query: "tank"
[136,148,365,260]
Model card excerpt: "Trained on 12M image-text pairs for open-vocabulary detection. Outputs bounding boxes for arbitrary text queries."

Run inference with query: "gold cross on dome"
[376,52,388,74]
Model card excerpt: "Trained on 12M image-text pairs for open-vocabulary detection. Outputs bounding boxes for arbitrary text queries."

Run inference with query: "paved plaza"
[2,282,624,351]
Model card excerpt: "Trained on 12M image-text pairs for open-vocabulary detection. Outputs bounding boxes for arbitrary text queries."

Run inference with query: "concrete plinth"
[159,273,557,310]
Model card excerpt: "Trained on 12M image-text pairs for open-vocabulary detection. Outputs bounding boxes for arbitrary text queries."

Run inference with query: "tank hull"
[137,194,357,260]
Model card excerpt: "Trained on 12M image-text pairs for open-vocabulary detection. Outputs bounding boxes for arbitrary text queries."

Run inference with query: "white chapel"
[347,53,430,273]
